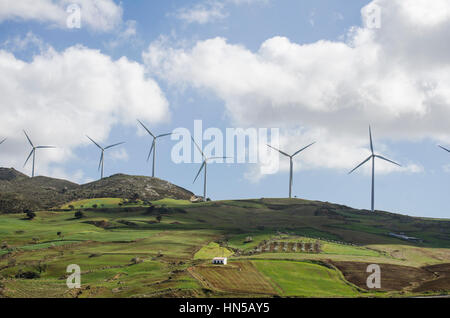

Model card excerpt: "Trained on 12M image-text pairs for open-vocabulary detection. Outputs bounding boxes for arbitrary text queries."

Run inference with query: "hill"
[0,197,449,298]
[0,168,193,213]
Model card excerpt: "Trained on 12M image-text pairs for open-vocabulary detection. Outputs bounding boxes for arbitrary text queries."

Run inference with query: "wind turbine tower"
[23,130,55,178]
[349,126,401,212]
[267,142,315,198]
[191,137,229,202]
[86,136,125,179]
[137,120,172,178]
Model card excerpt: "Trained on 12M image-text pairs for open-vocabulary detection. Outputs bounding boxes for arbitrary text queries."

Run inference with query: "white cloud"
[144,0,450,180]
[0,44,169,178]
[0,0,123,32]
[175,0,227,25]
[173,0,268,24]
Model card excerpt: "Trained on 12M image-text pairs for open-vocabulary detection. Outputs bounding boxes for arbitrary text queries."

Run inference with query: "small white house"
[212,257,227,265]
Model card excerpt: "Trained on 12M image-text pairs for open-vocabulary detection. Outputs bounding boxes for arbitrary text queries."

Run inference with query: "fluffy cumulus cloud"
[144,0,450,179]
[0,0,123,31]
[0,44,169,178]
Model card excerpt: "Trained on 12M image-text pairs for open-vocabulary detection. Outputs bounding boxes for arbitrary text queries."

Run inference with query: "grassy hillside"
[0,197,449,298]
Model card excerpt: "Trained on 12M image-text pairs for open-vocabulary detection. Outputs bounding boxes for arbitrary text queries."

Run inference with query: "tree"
[74,211,84,219]
[156,215,162,223]
[68,205,75,210]
[57,232,63,240]
[92,204,98,209]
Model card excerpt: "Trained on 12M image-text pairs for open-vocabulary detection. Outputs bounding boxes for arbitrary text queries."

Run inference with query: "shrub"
[68,205,75,210]
[15,271,40,279]
[24,210,36,220]
[92,204,98,209]
[156,215,162,223]
[74,211,84,219]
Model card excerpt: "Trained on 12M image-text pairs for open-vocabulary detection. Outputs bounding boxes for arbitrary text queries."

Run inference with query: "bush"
[68,205,75,210]
[74,211,84,219]
[146,206,155,214]
[92,204,98,209]
[24,209,36,220]
[15,271,40,279]
[156,215,162,223]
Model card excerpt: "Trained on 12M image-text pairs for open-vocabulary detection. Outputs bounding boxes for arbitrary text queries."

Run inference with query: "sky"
[0,0,450,218]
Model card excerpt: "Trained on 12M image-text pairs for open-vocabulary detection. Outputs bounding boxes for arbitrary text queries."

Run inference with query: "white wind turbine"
[267,142,315,198]
[23,130,55,178]
[86,136,125,179]
[191,137,229,202]
[137,119,172,178]
[349,126,401,212]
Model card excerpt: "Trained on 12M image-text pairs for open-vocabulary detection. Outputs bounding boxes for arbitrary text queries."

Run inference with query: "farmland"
[0,197,449,298]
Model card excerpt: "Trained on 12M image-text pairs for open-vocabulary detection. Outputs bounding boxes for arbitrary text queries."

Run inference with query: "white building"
[212,257,227,265]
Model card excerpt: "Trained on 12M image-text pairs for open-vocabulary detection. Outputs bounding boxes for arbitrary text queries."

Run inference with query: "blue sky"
[0,0,450,218]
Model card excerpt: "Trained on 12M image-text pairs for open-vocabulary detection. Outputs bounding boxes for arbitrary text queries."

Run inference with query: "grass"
[253,260,361,297]
[194,242,233,260]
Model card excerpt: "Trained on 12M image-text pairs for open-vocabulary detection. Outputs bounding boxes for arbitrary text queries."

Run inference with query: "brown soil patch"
[330,261,435,292]
[413,263,450,293]
[189,261,277,295]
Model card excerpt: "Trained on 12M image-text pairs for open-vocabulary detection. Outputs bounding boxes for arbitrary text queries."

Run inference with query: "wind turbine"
[439,145,450,153]
[349,126,401,213]
[86,136,125,179]
[267,142,315,198]
[137,120,172,178]
[23,130,55,177]
[191,137,229,202]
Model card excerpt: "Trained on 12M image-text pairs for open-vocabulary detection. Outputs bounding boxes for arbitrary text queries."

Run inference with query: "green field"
[0,197,449,298]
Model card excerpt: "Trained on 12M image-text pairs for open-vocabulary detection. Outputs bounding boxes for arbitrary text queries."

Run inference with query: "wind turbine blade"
[292,142,316,157]
[86,135,102,149]
[104,142,125,150]
[98,152,104,171]
[193,161,206,184]
[267,144,290,157]
[375,155,401,167]
[23,130,34,147]
[23,149,34,167]
[36,146,56,149]
[369,126,374,154]
[439,145,450,153]
[0,138,6,145]
[137,119,155,138]
[147,141,155,162]
[348,156,372,174]
[157,133,173,138]
[191,136,205,158]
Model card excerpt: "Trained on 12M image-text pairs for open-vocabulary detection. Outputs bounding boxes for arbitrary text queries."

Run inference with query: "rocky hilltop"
[0,168,193,213]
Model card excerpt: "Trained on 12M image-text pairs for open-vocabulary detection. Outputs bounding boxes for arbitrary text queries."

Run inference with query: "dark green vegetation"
[0,192,449,297]
[0,168,193,213]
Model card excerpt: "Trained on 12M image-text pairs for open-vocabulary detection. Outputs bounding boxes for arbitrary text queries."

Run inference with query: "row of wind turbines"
[1,124,450,213]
